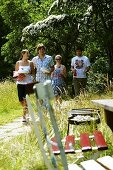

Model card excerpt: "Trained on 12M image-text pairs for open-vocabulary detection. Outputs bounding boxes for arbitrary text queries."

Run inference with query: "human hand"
[41,67,50,74]
[71,69,77,75]
[71,68,76,74]
[13,71,19,78]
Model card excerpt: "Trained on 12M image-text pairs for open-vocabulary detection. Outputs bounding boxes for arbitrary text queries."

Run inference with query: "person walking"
[14,49,35,122]
[32,43,54,83]
[51,55,67,105]
[71,47,90,97]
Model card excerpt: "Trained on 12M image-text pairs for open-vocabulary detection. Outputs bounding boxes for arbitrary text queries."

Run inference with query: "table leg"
[104,109,113,132]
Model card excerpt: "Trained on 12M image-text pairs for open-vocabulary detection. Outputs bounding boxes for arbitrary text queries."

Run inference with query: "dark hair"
[76,46,83,52]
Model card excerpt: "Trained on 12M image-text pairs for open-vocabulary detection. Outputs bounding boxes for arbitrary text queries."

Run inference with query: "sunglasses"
[55,58,61,60]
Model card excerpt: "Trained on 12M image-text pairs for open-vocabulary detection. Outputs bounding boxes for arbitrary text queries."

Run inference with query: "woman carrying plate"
[14,49,35,122]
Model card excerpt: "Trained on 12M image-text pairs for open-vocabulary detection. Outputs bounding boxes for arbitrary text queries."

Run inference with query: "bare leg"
[55,95,62,105]
[20,98,28,121]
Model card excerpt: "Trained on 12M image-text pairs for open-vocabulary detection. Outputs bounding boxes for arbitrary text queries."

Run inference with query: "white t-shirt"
[71,56,90,78]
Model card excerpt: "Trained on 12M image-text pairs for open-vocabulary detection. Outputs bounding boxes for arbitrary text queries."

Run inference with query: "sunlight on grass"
[0,80,35,125]
[0,80,113,169]
[0,130,47,170]
[0,81,22,125]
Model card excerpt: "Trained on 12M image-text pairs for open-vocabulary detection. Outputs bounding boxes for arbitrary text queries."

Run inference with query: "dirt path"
[0,101,72,143]
[0,118,31,142]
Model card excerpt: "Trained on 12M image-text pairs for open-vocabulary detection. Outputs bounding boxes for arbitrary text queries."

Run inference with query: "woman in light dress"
[51,55,67,105]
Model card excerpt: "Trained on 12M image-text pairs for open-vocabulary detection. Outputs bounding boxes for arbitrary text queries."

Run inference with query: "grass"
[0,80,113,169]
[0,80,35,125]
[0,81,22,125]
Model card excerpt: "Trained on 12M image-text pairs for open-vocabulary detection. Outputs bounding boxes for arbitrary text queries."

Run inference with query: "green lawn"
[0,80,113,169]
[0,81,21,125]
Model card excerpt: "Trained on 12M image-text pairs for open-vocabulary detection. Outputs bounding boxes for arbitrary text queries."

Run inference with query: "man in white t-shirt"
[71,47,90,97]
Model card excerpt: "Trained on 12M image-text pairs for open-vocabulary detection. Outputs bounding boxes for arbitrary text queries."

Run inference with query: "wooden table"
[91,99,113,132]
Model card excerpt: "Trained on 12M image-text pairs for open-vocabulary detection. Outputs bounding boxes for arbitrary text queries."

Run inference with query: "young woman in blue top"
[51,55,67,105]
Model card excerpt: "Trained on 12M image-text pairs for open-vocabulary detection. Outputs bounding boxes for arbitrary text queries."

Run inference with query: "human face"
[38,47,45,57]
[76,50,82,56]
[55,58,61,62]
[23,51,29,60]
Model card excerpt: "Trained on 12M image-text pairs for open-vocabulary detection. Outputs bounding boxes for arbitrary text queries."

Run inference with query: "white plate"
[18,70,29,74]
[41,68,50,73]
[13,71,19,77]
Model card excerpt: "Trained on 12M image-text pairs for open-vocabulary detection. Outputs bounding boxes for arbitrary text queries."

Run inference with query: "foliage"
[87,71,106,93]
[83,0,113,67]
[0,0,113,83]
[22,0,90,66]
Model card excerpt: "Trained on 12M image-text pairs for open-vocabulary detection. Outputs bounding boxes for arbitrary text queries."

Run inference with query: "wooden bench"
[67,156,113,169]
[80,156,113,170]
[51,131,108,155]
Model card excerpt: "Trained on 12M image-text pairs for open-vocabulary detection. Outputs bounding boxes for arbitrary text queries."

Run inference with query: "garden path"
[0,100,73,143]
[0,118,31,142]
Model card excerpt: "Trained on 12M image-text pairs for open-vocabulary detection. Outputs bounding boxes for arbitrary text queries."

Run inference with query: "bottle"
[73,69,77,78]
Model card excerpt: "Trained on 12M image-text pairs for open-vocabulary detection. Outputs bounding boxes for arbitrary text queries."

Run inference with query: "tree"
[82,0,113,75]
[22,0,89,67]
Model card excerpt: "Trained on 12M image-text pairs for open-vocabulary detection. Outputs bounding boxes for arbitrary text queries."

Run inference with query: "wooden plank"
[26,95,54,170]
[93,131,108,150]
[51,137,60,155]
[68,164,82,170]
[35,81,68,170]
[81,160,106,170]
[97,156,113,170]
[91,99,113,112]
[80,133,92,151]
[65,135,75,153]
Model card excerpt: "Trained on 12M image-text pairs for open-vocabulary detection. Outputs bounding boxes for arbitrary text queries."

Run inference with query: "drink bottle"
[73,70,77,77]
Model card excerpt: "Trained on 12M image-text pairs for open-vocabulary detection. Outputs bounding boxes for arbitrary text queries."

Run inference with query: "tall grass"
[0,80,113,169]
[0,81,22,125]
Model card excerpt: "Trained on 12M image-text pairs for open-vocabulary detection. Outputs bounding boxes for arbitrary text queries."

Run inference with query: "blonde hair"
[36,43,46,53]
[55,55,62,60]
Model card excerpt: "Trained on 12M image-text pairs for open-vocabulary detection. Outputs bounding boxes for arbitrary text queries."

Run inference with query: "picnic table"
[91,99,113,132]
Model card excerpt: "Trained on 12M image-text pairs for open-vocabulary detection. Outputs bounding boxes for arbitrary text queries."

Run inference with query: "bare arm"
[71,66,76,73]
[30,61,36,81]
[61,66,67,77]
[30,62,35,75]
[85,66,90,73]
[15,61,19,71]
[50,66,54,74]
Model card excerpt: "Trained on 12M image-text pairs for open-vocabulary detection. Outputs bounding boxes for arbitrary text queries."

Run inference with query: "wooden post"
[26,95,53,170]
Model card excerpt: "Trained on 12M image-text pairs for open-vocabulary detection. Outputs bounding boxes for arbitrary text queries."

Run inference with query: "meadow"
[0,80,113,170]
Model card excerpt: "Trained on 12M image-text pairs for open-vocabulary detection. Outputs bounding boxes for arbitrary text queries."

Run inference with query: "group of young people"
[14,43,90,122]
